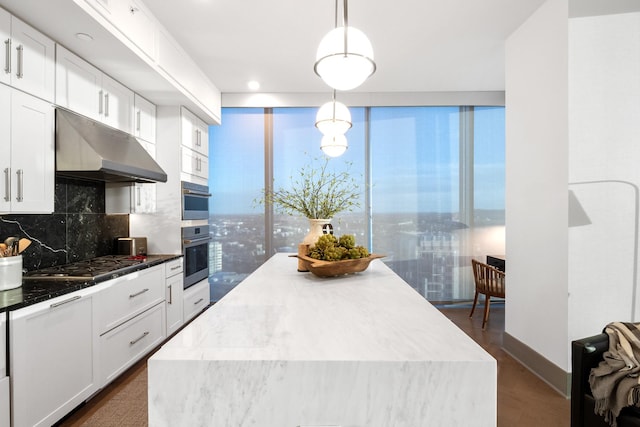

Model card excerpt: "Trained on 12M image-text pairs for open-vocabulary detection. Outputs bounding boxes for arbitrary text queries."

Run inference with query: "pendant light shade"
[320,134,348,157]
[315,98,352,136]
[315,26,375,91]
[314,0,376,91]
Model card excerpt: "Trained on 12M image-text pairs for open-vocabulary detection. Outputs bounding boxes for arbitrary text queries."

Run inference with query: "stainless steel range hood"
[55,108,167,183]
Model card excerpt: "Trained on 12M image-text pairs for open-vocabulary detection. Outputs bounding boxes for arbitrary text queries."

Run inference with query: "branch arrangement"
[259,157,361,219]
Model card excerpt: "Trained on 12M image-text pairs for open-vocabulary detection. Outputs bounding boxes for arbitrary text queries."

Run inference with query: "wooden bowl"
[296,253,385,278]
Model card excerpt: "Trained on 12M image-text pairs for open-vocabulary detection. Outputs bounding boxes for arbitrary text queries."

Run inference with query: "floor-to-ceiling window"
[271,108,367,251]
[207,108,265,301]
[370,107,462,301]
[209,106,504,302]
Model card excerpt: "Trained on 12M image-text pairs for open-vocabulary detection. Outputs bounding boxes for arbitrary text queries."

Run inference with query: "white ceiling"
[141,0,547,94]
[0,0,554,102]
[2,0,638,101]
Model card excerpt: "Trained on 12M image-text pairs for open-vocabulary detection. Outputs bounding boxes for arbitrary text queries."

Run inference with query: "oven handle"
[183,189,212,197]
[183,236,212,245]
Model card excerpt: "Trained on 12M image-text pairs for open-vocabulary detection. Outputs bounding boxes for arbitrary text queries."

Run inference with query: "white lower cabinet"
[0,376,9,427]
[183,279,209,323]
[165,258,184,336]
[0,313,8,427]
[94,264,166,387]
[10,287,100,427]
[95,265,164,334]
[99,303,165,386]
[8,260,180,425]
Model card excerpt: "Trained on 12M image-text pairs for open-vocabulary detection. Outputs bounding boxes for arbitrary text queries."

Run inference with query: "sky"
[208,106,505,215]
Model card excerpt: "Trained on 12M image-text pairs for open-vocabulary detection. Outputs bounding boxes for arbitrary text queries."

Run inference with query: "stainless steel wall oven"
[181,181,211,220]
[182,225,210,289]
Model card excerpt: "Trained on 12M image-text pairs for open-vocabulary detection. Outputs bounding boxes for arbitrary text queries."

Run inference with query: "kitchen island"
[148,253,496,426]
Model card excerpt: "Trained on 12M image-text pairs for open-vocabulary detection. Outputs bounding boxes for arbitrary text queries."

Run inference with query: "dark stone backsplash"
[0,177,129,271]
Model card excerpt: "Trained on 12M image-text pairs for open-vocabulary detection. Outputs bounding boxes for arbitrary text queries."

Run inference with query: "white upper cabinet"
[180,107,208,156]
[0,85,55,214]
[0,8,9,86]
[101,72,134,131]
[56,44,134,133]
[55,45,101,120]
[180,107,208,184]
[181,146,208,183]
[0,84,9,213]
[134,93,156,143]
[0,11,55,102]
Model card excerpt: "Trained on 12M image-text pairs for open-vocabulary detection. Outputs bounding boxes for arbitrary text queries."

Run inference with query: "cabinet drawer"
[183,279,209,323]
[96,266,164,334]
[99,303,165,386]
[165,258,183,277]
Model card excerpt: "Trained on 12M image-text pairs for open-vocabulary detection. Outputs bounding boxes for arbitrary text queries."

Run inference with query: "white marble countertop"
[149,253,497,426]
[155,253,493,364]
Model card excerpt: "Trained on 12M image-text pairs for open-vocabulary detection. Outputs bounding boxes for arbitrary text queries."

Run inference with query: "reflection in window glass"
[472,106,506,262]
[208,108,265,301]
[272,107,366,252]
[370,107,463,301]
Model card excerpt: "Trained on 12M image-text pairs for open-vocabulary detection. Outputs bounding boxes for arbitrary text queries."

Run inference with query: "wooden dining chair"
[470,259,506,329]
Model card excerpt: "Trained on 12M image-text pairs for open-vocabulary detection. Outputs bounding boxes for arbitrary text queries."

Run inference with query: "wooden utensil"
[18,238,31,254]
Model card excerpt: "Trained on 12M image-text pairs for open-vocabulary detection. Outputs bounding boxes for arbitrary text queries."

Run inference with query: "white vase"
[302,218,332,246]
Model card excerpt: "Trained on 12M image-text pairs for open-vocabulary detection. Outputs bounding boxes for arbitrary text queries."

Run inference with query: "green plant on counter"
[257,157,361,219]
[308,234,370,261]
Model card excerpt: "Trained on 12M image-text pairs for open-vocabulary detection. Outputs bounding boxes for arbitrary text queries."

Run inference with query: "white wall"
[505,0,570,370]
[507,0,640,374]
[567,11,640,352]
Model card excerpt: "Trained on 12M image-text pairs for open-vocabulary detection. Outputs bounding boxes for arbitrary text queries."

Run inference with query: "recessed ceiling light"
[247,80,260,91]
[75,32,94,41]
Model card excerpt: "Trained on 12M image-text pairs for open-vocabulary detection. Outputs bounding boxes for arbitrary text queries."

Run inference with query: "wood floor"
[57,304,570,426]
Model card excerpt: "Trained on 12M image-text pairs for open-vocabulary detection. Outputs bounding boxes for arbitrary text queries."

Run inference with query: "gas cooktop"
[23,255,149,282]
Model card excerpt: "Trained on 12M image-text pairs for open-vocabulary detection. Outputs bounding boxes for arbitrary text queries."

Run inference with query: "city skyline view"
[208,106,505,303]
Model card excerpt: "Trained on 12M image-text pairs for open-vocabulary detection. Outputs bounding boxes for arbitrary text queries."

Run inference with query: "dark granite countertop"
[0,254,182,313]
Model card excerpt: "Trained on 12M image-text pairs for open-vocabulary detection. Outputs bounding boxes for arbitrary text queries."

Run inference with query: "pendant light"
[320,134,348,157]
[315,90,352,136]
[314,0,376,91]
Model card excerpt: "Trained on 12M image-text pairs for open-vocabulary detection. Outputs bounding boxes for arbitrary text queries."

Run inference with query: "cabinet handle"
[196,129,201,147]
[15,44,23,79]
[170,265,181,271]
[194,298,204,305]
[129,331,149,346]
[168,284,172,304]
[104,93,110,117]
[129,288,149,298]
[16,169,23,202]
[136,110,141,132]
[98,90,103,115]
[4,39,10,74]
[3,168,10,202]
[50,295,81,308]
[136,186,141,206]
